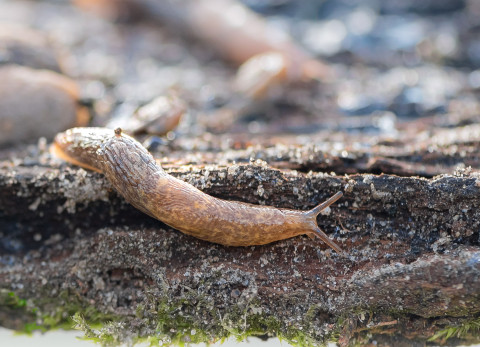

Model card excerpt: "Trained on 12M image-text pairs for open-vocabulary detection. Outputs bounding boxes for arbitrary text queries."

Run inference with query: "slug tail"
[306,191,344,254]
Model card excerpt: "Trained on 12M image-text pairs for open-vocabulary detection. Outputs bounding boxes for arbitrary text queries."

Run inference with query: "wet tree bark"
[1,146,479,345]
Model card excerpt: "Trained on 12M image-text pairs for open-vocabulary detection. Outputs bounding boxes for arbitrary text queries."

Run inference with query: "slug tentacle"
[304,191,344,254]
[311,227,343,255]
[306,191,343,218]
[52,127,344,253]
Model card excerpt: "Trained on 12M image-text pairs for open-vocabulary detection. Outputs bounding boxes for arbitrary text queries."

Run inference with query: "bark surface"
[1,143,479,346]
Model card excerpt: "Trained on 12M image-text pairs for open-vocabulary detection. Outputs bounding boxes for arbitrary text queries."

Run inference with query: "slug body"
[52,127,343,252]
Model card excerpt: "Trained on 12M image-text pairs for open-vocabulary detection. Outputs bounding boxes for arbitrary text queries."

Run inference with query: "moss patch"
[1,286,337,346]
[67,293,339,347]
[0,289,119,334]
[428,317,480,344]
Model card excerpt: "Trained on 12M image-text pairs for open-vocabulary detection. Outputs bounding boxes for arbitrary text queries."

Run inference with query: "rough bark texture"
[1,146,479,346]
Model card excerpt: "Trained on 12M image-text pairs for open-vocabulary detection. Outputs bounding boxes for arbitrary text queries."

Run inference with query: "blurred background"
[1,0,479,152]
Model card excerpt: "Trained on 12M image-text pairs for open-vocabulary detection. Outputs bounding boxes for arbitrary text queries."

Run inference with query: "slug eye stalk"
[306,192,344,255]
[307,191,343,218]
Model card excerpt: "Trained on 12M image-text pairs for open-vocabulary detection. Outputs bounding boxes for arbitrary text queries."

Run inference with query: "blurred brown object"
[74,0,332,98]
[185,0,329,73]
[0,65,89,146]
[106,94,186,135]
[233,51,318,99]
[0,24,64,72]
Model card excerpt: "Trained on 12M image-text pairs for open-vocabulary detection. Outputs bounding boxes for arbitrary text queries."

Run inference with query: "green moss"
[2,288,338,346]
[72,313,125,346]
[428,317,480,344]
[5,285,480,346]
[0,289,39,332]
[71,297,338,347]
[0,289,119,335]
[3,291,27,308]
[219,308,335,347]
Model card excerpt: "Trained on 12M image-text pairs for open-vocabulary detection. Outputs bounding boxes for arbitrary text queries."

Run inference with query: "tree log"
[1,152,479,345]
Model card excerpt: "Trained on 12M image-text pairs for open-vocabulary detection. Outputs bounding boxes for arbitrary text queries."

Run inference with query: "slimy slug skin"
[52,127,343,253]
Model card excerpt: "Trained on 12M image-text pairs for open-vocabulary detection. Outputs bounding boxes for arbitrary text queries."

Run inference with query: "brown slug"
[51,127,344,253]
